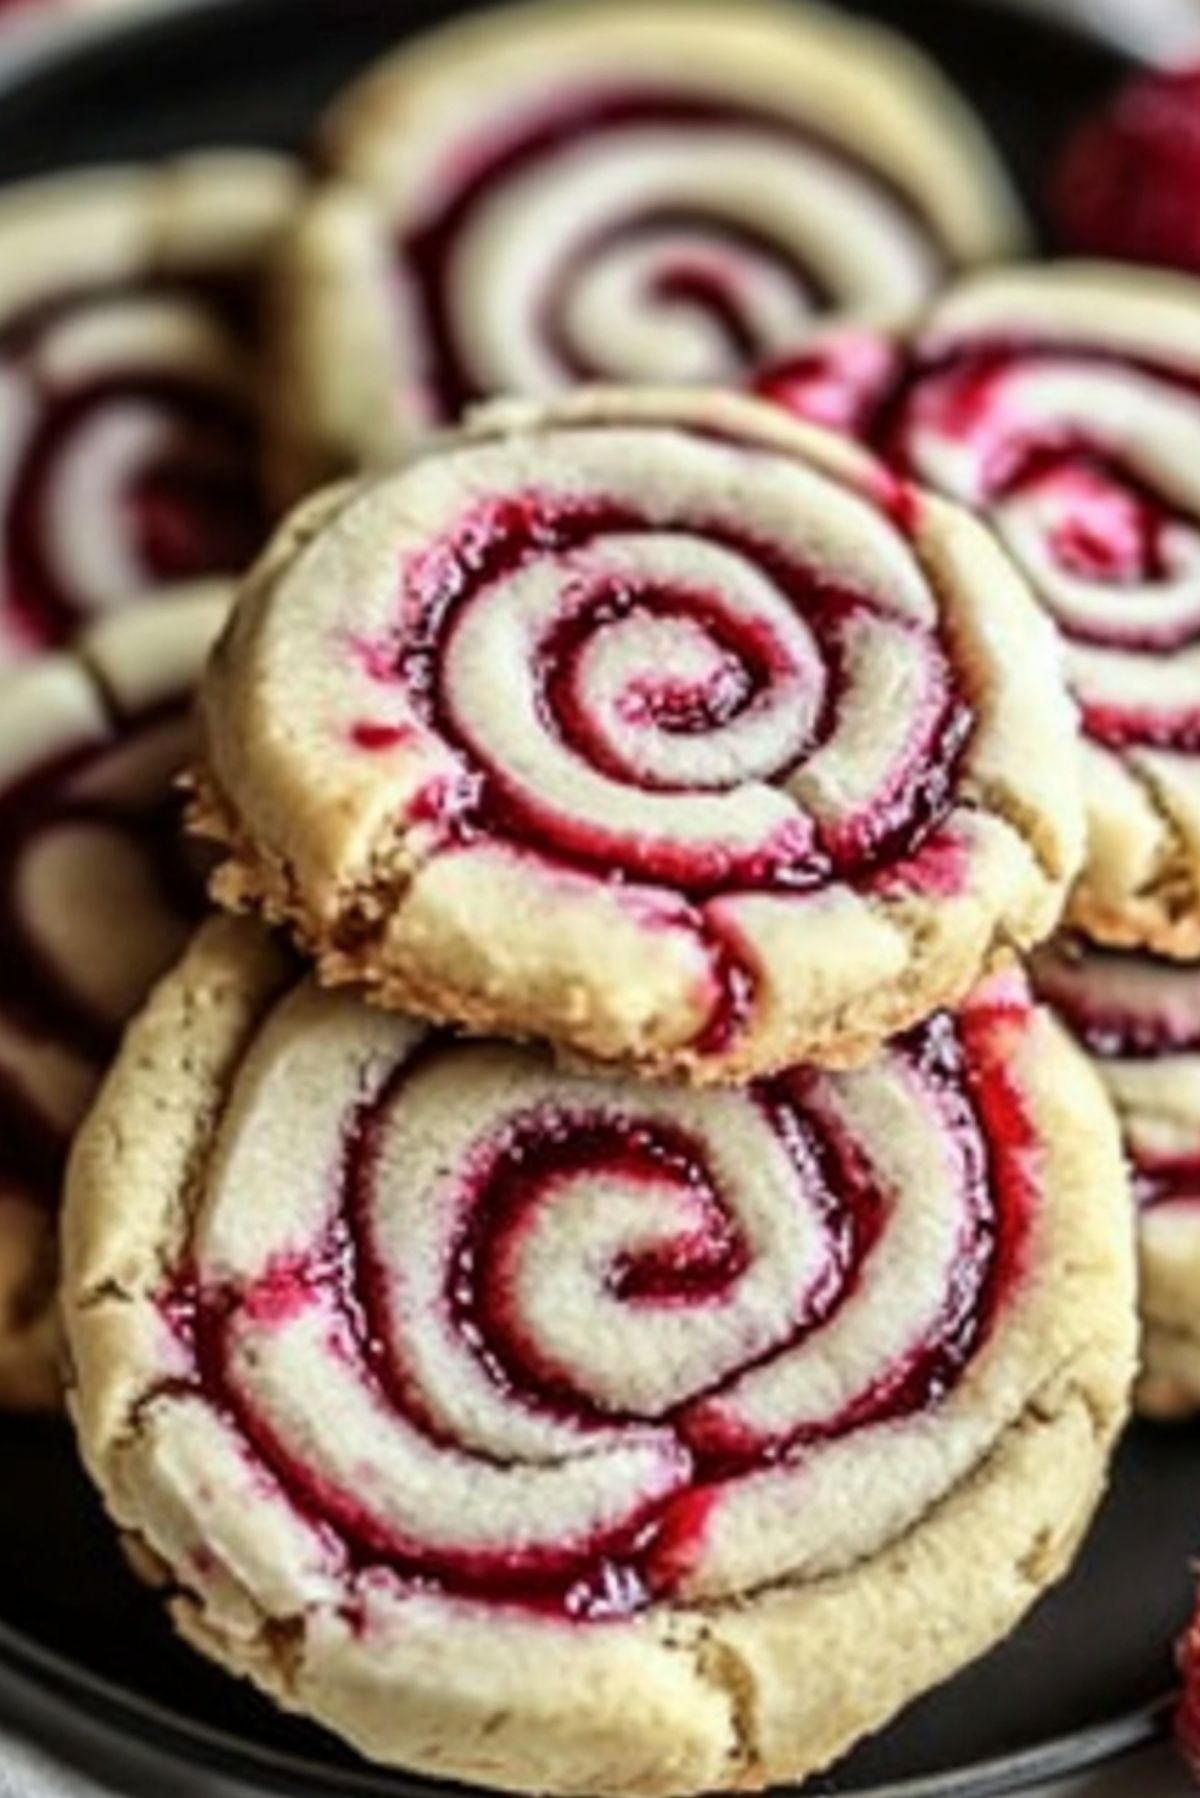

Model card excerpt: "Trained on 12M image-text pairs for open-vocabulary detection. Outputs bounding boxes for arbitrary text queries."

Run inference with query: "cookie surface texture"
[64,917,1134,1795]
[197,387,1083,1082]
[1033,933,1200,1417]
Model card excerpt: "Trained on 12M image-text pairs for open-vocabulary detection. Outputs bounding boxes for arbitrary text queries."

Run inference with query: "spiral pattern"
[0,591,222,1406]
[274,0,1021,497]
[391,482,972,896]
[0,156,295,667]
[151,964,1035,1614]
[200,389,1079,1078]
[886,272,1200,949]
[65,919,1136,1791]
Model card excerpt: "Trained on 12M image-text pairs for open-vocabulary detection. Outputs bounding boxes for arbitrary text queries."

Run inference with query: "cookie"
[1032,934,1200,1419]
[881,265,1200,954]
[194,386,1082,1084]
[0,586,226,1408]
[63,917,1134,1795]
[269,0,1024,500]
[0,151,296,668]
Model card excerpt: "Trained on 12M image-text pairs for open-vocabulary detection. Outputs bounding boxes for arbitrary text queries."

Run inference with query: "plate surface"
[0,3,1190,1795]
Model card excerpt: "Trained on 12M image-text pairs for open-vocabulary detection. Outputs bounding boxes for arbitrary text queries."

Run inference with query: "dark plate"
[0,2,1189,1795]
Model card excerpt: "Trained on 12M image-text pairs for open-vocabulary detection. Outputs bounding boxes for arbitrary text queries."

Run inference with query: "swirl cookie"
[195,387,1082,1084]
[0,587,225,1408]
[0,151,296,668]
[63,918,1134,1795]
[270,0,1023,499]
[886,265,1200,954]
[1032,936,1200,1419]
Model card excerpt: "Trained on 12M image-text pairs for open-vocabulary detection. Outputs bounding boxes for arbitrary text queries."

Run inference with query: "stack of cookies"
[1,0,1194,1792]
[62,383,1139,1790]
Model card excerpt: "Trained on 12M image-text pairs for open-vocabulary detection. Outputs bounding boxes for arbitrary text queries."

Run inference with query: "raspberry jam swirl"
[378,485,969,895]
[889,328,1200,759]
[0,284,264,666]
[157,970,1036,1618]
[1031,937,1200,1211]
[0,599,218,1405]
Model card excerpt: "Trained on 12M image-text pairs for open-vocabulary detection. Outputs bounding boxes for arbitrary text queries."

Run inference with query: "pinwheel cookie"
[63,917,1133,1795]
[269,0,1023,499]
[885,265,1200,954]
[1033,936,1200,1419]
[0,586,225,1409]
[195,387,1082,1083]
[0,151,296,668]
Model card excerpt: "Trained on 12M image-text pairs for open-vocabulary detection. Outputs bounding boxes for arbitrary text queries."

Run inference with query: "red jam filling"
[0,706,205,1203]
[158,1001,1034,1620]
[395,87,942,418]
[1032,940,1200,1060]
[356,489,971,896]
[0,285,267,652]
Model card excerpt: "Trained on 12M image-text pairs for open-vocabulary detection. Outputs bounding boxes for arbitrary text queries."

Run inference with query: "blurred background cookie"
[269,0,1024,499]
[0,153,295,667]
[0,586,225,1408]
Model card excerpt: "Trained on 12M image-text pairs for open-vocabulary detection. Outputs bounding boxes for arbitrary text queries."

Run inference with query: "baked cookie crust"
[196,386,1083,1083]
[1032,933,1200,1417]
[64,916,1134,1795]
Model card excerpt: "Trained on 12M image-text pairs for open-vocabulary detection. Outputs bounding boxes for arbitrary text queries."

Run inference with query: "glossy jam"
[158,1000,1033,1620]
[886,342,1200,752]
[358,489,971,896]
[751,332,903,440]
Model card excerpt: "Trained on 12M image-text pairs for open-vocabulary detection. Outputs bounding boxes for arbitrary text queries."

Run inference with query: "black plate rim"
[0,0,1173,80]
[0,1,1176,1794]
